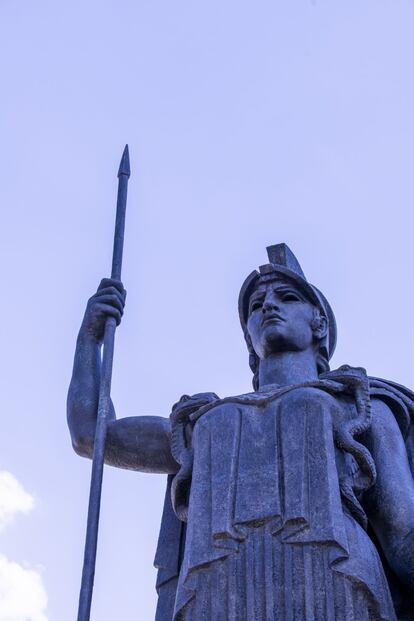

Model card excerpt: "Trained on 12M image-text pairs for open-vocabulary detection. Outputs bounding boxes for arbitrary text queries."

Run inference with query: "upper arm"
[363,398,414,558]
[105,415,179,474]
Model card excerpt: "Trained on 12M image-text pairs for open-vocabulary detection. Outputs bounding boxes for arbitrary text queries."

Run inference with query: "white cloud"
[0,472,48,620]
[0,471,34,532]
[0,555,47,621]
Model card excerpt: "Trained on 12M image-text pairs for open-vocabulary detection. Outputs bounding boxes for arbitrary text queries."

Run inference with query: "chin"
[263,331,308,356]
[261,331,287,354]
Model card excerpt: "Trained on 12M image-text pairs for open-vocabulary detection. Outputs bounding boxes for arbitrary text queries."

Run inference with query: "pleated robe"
[156,385,398,621]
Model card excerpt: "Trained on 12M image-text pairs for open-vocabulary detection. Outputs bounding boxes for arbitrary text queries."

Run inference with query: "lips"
[262,314,284,327]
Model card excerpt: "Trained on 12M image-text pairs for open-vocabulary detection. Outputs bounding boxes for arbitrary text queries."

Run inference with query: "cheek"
[287,305,314,325]
[246,317,257,340]
[290,311,315,339]
[246,316,262,348]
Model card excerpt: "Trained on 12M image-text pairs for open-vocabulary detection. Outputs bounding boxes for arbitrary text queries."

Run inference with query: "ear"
[312,312,328,340]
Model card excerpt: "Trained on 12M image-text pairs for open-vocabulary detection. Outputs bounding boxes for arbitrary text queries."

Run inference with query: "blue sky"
[1,1,414,619]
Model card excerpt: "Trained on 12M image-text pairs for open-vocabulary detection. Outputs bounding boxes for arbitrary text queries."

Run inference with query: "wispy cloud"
[0,471,48,621]
[0,471,34,532]
[0,555,47,621]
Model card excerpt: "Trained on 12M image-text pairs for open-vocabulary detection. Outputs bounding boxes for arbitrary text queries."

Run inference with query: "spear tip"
[118,144,131,178]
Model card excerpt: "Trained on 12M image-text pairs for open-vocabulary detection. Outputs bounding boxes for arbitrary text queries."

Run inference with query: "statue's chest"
[190,397,348,532]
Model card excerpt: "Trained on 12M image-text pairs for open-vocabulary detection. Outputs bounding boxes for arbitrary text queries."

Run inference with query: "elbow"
[67,402,95,459]
[71,433,94,459]
[67,414,95,459]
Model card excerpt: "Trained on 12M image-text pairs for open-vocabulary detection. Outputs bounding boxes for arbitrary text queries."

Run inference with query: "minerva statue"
[68,243,414,620]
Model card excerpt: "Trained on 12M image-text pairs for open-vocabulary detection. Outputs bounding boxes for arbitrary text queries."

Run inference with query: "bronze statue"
[68,243,414,620]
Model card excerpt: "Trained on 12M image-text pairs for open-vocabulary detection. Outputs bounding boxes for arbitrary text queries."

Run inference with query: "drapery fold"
[170,388,396,620]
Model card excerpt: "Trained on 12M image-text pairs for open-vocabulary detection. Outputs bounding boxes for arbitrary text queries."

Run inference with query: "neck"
[258,348,319,389]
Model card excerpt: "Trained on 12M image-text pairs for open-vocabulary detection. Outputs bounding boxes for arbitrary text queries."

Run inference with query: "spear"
[77,145,131,621]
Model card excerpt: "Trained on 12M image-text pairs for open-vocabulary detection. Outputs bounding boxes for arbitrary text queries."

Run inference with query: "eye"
[281,292,301,302]
[250,300,263,312]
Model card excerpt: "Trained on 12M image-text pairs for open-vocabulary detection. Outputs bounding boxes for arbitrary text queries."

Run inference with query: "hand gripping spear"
[77,145,131,621]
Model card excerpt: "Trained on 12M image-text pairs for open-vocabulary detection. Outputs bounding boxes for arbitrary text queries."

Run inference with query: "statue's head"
[238,244,337,389]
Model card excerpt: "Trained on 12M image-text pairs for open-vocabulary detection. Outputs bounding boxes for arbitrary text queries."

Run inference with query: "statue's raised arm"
[67,277,179,474]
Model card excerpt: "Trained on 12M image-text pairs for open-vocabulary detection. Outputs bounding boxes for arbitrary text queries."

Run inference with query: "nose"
[262,296,280,313]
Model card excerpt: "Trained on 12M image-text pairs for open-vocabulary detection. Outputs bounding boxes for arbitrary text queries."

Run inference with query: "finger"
[94,287,126,305]
[88,291,125,313]
[94,303,123,325]
[91,294,125,314]
[97,278,125,295]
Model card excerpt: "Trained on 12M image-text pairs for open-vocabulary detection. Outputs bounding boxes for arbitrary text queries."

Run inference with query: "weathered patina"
[68,244,414,620]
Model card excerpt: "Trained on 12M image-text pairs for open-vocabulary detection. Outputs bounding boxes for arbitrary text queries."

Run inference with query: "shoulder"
[170,392,220,424]
[369,376,414,437]
[368,397,406,451]
[194,401,243,428]
[371,397,395,422]
[370,397,399,427]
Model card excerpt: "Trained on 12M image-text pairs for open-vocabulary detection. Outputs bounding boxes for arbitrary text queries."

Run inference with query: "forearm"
[67,331,113,456]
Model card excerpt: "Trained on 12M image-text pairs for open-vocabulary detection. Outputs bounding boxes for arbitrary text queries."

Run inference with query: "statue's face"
[246,279,317,359]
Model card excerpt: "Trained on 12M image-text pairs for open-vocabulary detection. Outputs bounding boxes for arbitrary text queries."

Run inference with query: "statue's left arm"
[363,398,414,590]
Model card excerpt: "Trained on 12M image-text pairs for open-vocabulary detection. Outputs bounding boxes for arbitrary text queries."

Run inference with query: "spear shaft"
[77,145,131,621]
